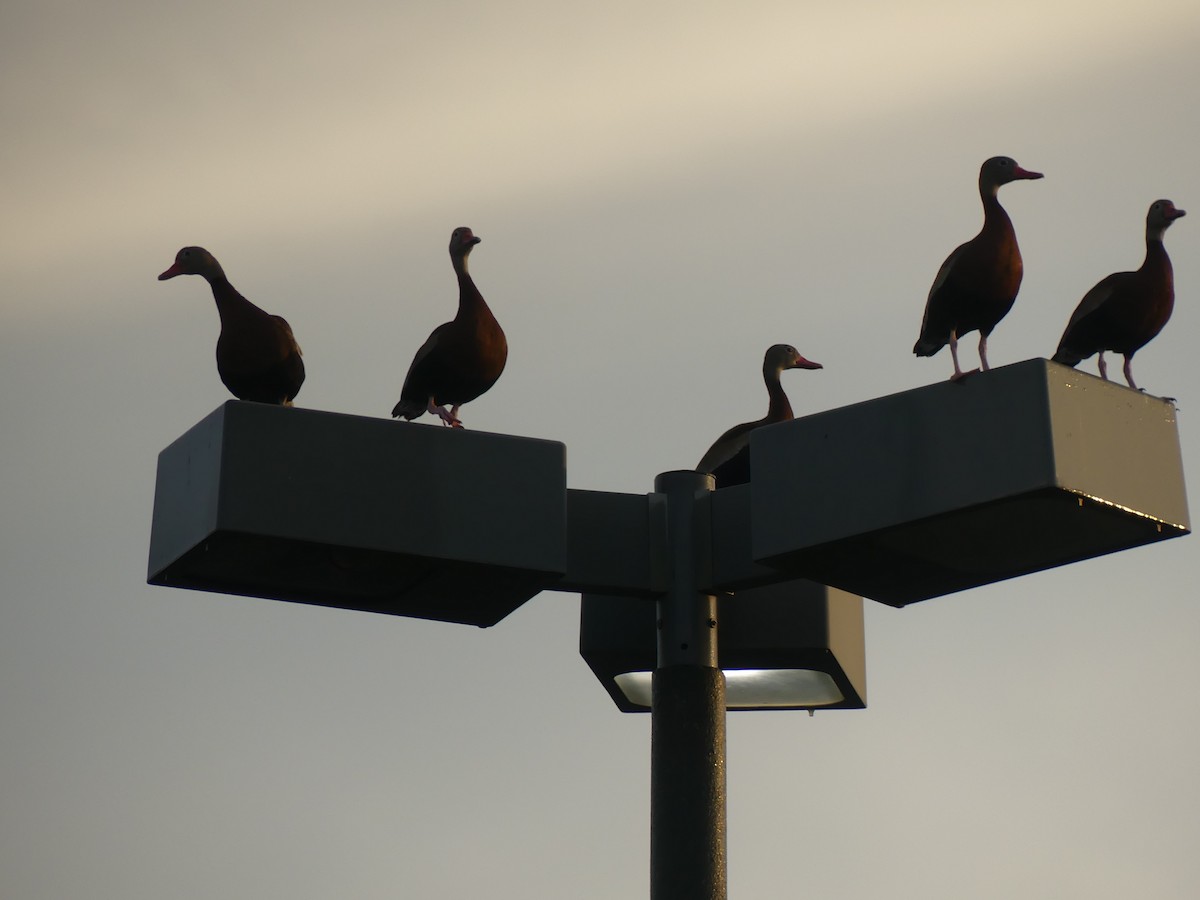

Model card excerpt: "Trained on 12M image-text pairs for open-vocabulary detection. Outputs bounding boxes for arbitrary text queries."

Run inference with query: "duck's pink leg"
[949,329,980,382]
[1122,356,1138,391]
[427,398,463,428]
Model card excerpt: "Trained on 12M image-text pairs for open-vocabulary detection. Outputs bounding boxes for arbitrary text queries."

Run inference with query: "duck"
[914,156,1043,380]
[158,247,305,405]
[391,227,507,427]
[696,344,822,488]
[1052,199,1185,390]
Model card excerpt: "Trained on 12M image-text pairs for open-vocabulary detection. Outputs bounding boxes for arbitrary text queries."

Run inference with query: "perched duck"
[392,227,507,427]
[696,344,822,488]
[1052,199,1185,390]
[914,156,1043,379]
[158,247,305,405]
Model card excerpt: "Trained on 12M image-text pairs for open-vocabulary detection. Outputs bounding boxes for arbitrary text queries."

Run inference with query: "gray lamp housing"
[147,402,568,626]
[580,581,866,712]
[750,359,1189,607]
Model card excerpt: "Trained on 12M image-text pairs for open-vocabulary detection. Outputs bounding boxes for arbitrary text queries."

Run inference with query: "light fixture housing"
[750,359,1189,607]
[147,402,567,627]
[580,580,866,712]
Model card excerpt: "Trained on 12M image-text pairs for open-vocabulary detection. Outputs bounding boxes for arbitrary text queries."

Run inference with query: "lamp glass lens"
[613,669,843,709]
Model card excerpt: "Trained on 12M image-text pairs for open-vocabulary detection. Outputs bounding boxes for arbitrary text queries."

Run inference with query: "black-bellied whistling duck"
[914,156,1044,380]
[158,247,305,405]
[696,344,822,488]
[1052,199,1185,390]
[391,227,507,428]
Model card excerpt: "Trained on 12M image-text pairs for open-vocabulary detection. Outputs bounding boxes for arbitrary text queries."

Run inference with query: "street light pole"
[147,362,1190,900]
[652,471,726,900]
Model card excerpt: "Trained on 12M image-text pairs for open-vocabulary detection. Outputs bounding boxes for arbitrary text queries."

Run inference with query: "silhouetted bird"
[914,156,1043,379]
[1052,199,1185,390]
[392,227,507,427]
[158,247,305,405]
[696,344,822,488]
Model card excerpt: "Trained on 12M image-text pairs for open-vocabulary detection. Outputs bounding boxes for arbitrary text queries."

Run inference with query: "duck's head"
[767,343,823,373]
[158,246,223,281]
[980,156,1043,194]
[1147,199,1186,239]
[449,227,481,258]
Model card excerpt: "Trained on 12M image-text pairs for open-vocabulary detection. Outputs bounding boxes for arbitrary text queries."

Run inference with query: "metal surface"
[654,471,718,668]
[708,484,782,590]
[651,470,725,900]
[751,359,1190,607]
[147,401,568,626]
[555,489,668,595]
[651,666,727,900]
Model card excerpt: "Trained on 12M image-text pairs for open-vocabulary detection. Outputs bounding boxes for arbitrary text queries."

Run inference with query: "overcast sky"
[3,1,1200,897]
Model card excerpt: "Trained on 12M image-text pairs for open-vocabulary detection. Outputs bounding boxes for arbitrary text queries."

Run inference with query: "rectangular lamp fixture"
[750,359,1190,607]
[580,580,866,712]
[148,402,568,627]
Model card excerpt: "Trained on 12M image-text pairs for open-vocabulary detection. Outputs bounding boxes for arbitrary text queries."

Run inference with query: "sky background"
[3,1,1200,897]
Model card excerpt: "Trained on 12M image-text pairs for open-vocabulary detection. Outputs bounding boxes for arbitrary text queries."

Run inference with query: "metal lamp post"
[148,359,1188,900]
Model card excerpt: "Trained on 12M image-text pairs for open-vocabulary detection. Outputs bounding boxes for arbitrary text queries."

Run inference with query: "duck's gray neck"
[202,260,228,284]
[763,365,794,422]
[1146,222,1172,244]
[452,248,473,278]
[453,253,487,316]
